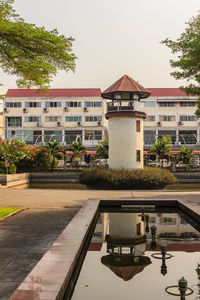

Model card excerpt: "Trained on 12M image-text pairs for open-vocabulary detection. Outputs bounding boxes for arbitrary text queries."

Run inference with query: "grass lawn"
[0,207,22,219]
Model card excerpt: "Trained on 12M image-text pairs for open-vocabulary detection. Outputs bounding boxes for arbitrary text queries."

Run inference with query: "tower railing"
[107,105,135,113]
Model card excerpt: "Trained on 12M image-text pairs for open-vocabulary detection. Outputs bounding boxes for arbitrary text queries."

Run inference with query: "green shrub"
[79,167,176,189]
[0,161,6,174]
[8,164,17,174]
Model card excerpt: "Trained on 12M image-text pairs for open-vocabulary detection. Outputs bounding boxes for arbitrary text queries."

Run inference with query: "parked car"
[147,160,160,167]
[78,161,88,167]
[93,159,108,166]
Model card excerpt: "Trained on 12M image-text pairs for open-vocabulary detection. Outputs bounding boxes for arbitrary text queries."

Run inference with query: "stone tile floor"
[0,208,80,299]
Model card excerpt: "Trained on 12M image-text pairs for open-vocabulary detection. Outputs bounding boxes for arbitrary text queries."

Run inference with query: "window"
[159,102,175,107]
[65,130,82,144]
[85,101,102,107]
[136,150,141,162]
[7,117,22,127]
[85,130,102,140]
[25,102,41,108]
[65,116,82,122]
[160,217,176,225]
[137,223,141,236]
[93,232,102,238]
[24,130,42,145]
[8,130,22,139]
[85,116,102,122]
[180,115,195,122]
[25,117,41,122]
[136,120,141,132]
[158,130,176,144]
[44,131,62,142]
[180,102,195,107]
[179,130,197,144]
[159,116,176,122]
[144,101,155,107]
[144,130,156,145]
[160,232,177,238]
[181,232,197,238]
[65,102,81,107]
[5,102,21,108]
[149,217,156,223]
[45,102,62,108]
[145,115,155,121]
[45,116,61,122]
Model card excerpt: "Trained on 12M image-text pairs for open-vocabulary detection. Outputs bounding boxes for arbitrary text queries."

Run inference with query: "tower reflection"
[101,213,151,281]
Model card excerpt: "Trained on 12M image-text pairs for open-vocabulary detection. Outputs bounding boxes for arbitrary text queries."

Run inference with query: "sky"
[0,0,200,93]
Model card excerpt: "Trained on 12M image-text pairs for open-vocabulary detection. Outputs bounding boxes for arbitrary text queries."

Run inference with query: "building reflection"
[88,212,200,281]
[101,213,151,281]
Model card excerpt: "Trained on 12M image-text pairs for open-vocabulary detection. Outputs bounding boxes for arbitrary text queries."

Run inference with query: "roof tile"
[6,88,101,98]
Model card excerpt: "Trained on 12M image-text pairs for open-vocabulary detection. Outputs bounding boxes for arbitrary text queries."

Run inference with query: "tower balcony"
[107,101,144,113]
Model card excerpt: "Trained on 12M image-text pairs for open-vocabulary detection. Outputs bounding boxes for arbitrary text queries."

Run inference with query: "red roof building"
[148,88,191,97]
[6,88,101,98]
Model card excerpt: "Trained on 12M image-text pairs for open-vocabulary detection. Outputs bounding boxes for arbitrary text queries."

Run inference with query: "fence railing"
[107,105,135,112]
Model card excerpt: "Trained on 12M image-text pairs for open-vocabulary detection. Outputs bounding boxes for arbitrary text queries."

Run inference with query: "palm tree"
[70,141,86,167]
[45,141,61,171]
[96,136,109,159]
[149,135,172,167]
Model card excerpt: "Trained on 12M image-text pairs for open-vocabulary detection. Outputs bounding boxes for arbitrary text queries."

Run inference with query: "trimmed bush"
[79,167,176,189]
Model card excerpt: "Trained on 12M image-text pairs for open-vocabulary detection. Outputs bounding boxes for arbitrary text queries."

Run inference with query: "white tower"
[102,75,151,169]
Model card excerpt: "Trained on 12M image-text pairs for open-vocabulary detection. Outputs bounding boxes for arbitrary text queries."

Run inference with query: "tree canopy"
[0,0,76,89]
[177,146,194,171]
[95,137,109,159]
[162,14,200,117]
[149,135,172,166]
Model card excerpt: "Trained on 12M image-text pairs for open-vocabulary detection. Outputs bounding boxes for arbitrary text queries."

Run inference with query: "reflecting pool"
[70,210,200,300]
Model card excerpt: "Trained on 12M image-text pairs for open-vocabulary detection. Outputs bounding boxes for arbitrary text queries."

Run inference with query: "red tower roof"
[102,74,151,99]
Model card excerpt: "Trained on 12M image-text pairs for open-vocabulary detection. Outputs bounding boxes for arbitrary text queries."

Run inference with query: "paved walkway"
[0,187,200,299]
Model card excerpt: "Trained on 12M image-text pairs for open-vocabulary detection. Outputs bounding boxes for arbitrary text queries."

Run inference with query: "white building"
[3,88,107,148]
[3,87,199,151]
[0,99,3,137]
[143,88,199,149]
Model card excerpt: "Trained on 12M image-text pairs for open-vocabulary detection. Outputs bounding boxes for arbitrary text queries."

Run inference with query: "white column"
[62,129,65,145]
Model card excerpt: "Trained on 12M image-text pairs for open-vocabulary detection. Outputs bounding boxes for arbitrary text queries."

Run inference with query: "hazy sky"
[1,0,200,93]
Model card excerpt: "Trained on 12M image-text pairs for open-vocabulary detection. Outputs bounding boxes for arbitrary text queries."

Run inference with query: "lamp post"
[178,277,188,300]
[150,225,157,250]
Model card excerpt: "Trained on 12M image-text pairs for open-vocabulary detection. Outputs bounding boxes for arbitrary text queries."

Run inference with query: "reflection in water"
[101,213,151,281]
[71,211,200,300]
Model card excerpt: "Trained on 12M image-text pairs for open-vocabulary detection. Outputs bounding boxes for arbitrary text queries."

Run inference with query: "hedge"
[79,167,176,189]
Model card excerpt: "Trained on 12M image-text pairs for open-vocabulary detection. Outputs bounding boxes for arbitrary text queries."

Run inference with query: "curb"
[0,207,28,222]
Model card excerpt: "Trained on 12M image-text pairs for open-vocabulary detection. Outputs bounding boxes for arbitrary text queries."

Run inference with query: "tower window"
[136,120,141,132]
[136,150,141,162]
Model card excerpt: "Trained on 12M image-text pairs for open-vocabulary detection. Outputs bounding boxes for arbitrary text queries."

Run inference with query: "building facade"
[3,89,107,149]
[2,87,199,151]
[0,99,3,137]
[144,88,199,149]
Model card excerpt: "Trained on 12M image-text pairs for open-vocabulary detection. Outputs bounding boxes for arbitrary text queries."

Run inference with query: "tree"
[95,137,109,159]
[0,0,76,89]
[0,139,30,173]
[177,146,194,171]
[70,141,86,167]
[45,141,61,171]
[149,135,172,167]
[162,14,200,117]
